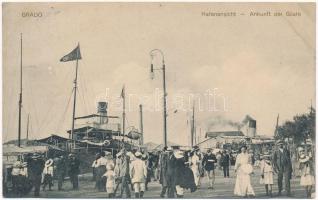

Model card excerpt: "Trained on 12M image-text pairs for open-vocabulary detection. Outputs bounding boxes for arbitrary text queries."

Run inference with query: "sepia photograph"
[2,2,316,198]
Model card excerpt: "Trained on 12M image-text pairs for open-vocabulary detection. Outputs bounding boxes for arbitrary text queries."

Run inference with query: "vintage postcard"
[2,2,316,199]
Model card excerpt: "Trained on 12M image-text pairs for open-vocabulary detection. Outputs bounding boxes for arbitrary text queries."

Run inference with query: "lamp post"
[150,49,167,147]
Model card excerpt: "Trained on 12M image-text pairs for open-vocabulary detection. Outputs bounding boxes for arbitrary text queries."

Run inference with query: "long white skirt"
[300,175,315,186]
[191,166,200,186]
[234,170,255,196]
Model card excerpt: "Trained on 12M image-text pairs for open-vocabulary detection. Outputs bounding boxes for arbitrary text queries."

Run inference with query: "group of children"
[259,147,315,198]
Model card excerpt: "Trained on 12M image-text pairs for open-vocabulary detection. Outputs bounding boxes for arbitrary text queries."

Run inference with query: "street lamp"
[149,49,167,147]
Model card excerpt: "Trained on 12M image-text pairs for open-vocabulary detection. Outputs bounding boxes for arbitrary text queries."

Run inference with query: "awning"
[3,145,48,156]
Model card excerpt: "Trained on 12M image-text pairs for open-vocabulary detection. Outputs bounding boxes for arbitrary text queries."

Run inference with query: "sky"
[2,3,315,146]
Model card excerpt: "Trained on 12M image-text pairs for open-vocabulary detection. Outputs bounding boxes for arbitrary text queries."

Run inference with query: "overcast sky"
[3,3,315,146]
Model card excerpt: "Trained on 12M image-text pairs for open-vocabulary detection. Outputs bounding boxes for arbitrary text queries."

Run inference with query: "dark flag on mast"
[120,85,125,98]
[60,45,81,62]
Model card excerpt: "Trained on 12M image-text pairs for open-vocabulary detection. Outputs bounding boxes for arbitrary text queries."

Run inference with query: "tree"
[275,108,315,145]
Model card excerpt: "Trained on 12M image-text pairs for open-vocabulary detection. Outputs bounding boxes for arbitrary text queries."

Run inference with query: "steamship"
[38,102,141,157]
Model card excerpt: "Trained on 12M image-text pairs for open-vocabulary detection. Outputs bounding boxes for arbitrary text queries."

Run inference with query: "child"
[299,150,315,198]
[42,159,54,191]
[260,153,274,197]
[103,163,116,198]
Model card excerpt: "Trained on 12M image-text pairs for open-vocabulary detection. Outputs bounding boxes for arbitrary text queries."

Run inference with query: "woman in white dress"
[234,146,255,197]
[190,146,202,187]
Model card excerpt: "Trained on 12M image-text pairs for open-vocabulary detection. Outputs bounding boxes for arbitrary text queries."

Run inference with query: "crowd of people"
[6,139,315,198]
[8,153,80,197]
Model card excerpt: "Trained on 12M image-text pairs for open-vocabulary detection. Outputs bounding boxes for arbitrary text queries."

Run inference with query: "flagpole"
[18,33,23,147]
[122,85,126,148]
[71,43,79,149]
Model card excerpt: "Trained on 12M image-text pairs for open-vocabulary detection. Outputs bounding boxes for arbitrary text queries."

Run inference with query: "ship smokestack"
[247,119,256,137]
[97,101,108,124]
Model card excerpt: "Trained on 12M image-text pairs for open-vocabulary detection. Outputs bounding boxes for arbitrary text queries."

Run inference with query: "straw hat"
[166,147,173,152]
[135,151,142,158]
[174,150,184,159]
[299,154,310,163]
[298,146,305,152]
[45,159,53,167]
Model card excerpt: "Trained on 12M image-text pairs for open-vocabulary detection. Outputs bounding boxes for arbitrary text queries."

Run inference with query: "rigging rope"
[55,88,74,133]
[36,65,74,134]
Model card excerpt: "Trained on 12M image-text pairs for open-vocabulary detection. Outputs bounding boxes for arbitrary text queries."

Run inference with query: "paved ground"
[18,168,314,198]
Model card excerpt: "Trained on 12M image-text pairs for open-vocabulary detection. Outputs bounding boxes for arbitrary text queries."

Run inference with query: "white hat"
[166,147,173,152]
[135,151,142,157]
[299,155,310,163]
[45,159,53,167]
[105,151,111,156]
[13,161,22,168]
[174,150,184,159]
[298,146,305,152]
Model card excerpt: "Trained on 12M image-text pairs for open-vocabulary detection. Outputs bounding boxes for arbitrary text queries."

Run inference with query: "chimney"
[248,119,256,137]
[97,101,108,124]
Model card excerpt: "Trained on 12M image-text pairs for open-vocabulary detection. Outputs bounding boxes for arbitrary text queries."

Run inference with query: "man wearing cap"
[272,140,292,196]
[28,153,45,197]
[159,146,175,198]
[55,155,67,191]
[221,150,231,178]
[202,149,217,189]
[68,154,80,190]
[114,148,131,198]
[130,151,148,198]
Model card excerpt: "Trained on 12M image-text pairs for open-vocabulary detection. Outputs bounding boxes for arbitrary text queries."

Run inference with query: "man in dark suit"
[68,154,80,190]
[28,153,45,197]
[221,150,230,178]
[272,140,292,196]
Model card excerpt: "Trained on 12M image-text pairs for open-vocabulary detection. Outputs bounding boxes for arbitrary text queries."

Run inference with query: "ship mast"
[18,33,23,147]
[71,43,80,148]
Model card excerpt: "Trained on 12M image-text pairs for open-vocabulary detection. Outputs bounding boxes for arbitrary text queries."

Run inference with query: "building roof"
[37,134,70,143]
[205,131,244,138]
